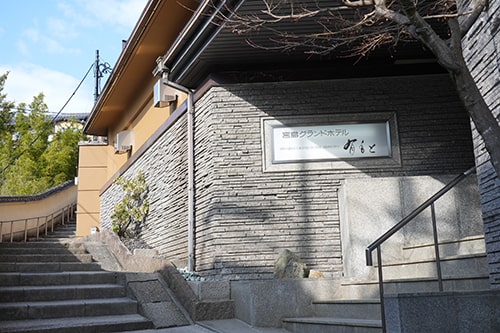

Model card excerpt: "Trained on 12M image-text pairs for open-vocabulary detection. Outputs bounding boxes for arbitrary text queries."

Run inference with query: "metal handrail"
[0,202,76,242]
[365,166,476,333]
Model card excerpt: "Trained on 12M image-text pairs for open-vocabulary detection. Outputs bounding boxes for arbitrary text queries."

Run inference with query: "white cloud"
[46,17,77,40]
[81,0,147,30]
[17,40,30,57]
[20,27,80,56]
[56,2,97,30]
[23,28,40,42]
[57,0,147,33]
[0,63,94,114]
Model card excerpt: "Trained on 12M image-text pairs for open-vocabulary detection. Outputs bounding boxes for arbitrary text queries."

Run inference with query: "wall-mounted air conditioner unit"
[154,79,177,108]
[114,130,133,154]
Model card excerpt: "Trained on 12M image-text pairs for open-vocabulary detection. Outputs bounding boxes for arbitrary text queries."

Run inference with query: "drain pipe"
[162,72,195,272]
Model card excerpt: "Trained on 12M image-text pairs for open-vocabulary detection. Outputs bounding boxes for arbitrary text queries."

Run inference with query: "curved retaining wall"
[0,180,77,241]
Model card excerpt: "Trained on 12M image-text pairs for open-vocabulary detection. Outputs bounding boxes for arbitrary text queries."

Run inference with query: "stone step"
[0,261,103,272]
[46,224,76,230]
[378,253,488,280]
[402,235,486,260]
[0,314,153,333]
[283,274,488,332]
[313,299,381,320]
[197,319,288,333]
[282,317,382,333]
[27,237,80,243]
[53,228,76,232]
[0,240,80,248]
[0,297,139,320]
[0,247,87,255]
[50,223,76,229]
[338,274,490,299]
[0,253,93,263]
[43,232,76,238]
[43,228,76,235]
[0,271,116,286]
[0,221,157,333]
[383,275,490,294]
[0,284,126,302]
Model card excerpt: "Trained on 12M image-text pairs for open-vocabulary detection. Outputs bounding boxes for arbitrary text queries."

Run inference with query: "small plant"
[110,170,149,238]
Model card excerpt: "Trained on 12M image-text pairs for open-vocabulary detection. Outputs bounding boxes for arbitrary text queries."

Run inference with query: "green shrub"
[110,170,149,238]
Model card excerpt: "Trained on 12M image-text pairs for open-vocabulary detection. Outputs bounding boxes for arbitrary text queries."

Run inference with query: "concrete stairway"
[0,220,154,333]
[282,236,489,333]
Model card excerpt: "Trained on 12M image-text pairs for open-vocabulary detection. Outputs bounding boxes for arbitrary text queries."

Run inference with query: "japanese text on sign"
[272,122,391,163]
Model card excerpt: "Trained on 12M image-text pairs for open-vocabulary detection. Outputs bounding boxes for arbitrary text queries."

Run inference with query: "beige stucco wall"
[0,183,77,240]
[77,74,189,237]
[76,143,108,237]
[106,88,187,178]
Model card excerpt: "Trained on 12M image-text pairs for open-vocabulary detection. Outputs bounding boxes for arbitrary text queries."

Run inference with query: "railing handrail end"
[366,247,374,266]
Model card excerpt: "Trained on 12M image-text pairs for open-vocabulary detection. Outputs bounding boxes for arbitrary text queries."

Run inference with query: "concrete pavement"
[118,319,289,333]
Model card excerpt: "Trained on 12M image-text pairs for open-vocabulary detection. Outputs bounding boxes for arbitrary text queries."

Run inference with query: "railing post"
[24,219,28,242]
[377,246,386,333]
[431,203,443,291]
[10,221,14,242]
[50,213,55,232]
[36,217,40,239]
[0,222,3,243]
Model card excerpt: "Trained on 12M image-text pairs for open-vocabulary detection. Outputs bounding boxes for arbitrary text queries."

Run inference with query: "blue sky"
[0,0,148,114]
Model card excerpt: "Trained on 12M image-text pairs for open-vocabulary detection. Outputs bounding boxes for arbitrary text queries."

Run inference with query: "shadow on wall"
[342,173,483,280]
[198,173,342,279]
[197,75,478,276]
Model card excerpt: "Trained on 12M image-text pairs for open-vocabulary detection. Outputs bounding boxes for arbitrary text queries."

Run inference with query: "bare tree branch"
[222,0,489,66]
[397,0,459,71]
[448,17,463,58]
[373,0,410,25]
[342,0,374,7]
[460,0,489,37]
[261,3,363,21]
[217,0,500,177]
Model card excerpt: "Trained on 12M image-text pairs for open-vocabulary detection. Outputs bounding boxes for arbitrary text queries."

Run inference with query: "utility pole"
[93,50,112,104]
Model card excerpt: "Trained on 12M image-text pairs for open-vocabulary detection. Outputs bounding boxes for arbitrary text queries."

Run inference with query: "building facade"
[97,73,480,279]
[462,0,500,288]
[78,0,495,283]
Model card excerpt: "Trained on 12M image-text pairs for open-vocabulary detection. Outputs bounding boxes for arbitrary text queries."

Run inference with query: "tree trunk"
[450,64,500,178]
[399,7,500,179]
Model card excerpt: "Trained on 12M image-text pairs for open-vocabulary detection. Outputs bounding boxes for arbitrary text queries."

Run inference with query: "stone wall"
[100,113,189,266]
[461,1,500,287]
[193,74,476,279]
[385,289,500,332]
[100,73,478,280]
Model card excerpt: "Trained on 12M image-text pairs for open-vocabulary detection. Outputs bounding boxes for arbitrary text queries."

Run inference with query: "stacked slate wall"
[462,1,500,287]
[100,73,476,280]
[192,74,475,279]
[100,113,189,265]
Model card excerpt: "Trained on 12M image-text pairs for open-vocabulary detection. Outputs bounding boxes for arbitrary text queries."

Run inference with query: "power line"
[0,62,95,176]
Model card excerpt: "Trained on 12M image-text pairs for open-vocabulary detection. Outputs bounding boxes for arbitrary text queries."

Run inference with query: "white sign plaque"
[272,122,391,163]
